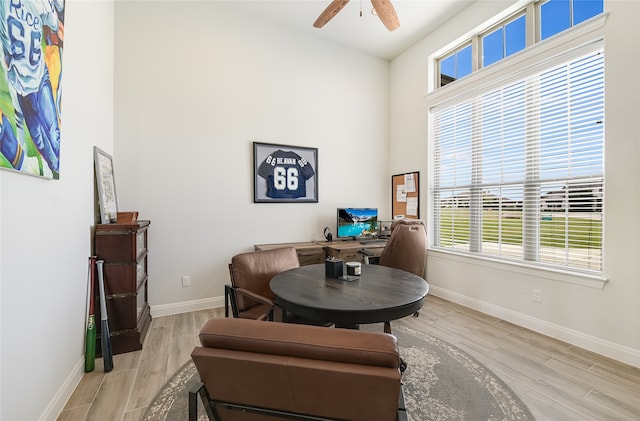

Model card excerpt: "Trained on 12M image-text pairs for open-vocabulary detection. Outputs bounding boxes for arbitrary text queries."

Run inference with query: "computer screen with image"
[337,208,378,240]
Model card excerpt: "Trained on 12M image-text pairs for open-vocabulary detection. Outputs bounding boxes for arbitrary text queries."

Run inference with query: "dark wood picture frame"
[253,142,318,203]
[392,171,420,219]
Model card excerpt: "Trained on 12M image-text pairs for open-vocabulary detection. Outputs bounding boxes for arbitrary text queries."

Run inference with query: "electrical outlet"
[182,276,191,287]
[533,289,543,303]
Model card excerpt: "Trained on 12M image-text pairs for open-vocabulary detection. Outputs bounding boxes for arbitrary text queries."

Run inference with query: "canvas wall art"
[0,0,65,179]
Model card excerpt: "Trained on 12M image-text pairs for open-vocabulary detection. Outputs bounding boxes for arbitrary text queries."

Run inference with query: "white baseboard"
[150,296,225,317]
[429,285,640,369]
[39,357,85,421]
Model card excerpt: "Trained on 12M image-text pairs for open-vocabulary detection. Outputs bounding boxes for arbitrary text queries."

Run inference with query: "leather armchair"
[225,247,300,321]
[379,219,427,278]
[225,247,329,325]
[190,318,407,421]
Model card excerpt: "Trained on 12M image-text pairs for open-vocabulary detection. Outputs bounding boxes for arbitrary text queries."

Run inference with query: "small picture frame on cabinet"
[94,146,118,224]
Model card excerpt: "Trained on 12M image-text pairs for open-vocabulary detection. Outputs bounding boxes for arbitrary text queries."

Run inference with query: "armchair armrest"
[188,382,202,421]
[235,287,275,307]
[189,381,218,421]
[225,284,277,321]
[236,287,277,321]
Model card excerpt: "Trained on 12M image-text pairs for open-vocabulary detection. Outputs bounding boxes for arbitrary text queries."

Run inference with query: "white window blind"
[432,47,604,273]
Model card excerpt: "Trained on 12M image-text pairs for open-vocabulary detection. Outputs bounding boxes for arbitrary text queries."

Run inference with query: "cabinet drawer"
[297,250,324,265]
[95,222,149,262]
[326,249,364,263]
[103,263,138,295]
[98,295,137,332]
[338,251,363,262]
[95,233,136,262]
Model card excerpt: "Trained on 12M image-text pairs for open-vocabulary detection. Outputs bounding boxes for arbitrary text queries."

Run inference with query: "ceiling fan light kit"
[313,0,400,32]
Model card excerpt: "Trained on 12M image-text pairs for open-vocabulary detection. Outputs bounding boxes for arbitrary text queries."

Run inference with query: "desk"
[255,240,386,265]
[254,242,325,265]
[322,240,386,263]
[270,264,428,327]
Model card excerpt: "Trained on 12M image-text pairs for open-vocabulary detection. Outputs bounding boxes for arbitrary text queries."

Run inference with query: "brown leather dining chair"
[379,219,427,278]
[225,247,329,325]
[379,219,427,334]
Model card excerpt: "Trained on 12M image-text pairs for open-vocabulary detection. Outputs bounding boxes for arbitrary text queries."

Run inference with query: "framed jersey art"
[253,142,318,203]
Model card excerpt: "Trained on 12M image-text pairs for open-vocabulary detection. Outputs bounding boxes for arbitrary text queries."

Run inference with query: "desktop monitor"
[337,208,378,240]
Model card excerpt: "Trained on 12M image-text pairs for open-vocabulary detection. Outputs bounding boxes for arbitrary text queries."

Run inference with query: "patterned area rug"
[143,321,534,421]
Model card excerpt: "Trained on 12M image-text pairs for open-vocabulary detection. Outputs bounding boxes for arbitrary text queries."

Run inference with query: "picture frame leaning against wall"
[94,146,118,224]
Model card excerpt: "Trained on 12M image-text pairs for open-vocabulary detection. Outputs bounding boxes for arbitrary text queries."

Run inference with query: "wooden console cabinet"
[94,220,151,355]
[254,242,325,265]
[255,240,385,265]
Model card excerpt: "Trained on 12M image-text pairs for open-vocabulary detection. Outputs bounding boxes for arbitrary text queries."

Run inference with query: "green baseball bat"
[84,256,97,372]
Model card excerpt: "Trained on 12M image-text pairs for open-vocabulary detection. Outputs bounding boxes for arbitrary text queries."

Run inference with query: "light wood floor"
[57,296,640,421]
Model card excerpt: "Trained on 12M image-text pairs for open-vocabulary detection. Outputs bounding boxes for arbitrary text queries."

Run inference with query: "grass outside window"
[438,209,601,247]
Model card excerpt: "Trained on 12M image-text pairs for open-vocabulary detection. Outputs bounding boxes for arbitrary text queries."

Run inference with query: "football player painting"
[0,0,64,178]
[0,107,39,173]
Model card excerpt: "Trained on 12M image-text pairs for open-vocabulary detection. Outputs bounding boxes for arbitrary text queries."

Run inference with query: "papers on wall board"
[404,173,416,192]
[406,197,418,216]
[396,184,407,202]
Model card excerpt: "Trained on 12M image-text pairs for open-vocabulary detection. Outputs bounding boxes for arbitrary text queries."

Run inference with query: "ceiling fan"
[313,0,400,32]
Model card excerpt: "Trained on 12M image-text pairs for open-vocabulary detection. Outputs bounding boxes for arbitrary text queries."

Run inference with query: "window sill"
[427,248,608,289]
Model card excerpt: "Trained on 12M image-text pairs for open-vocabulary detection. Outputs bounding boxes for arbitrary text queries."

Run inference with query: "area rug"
[143,322,534,421]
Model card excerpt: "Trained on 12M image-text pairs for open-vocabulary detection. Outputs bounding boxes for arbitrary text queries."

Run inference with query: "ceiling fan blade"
[313,0,350,28]
[371,0,400,31]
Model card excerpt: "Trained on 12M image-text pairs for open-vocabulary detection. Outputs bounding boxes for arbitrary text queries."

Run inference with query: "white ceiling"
[227,0,476,61]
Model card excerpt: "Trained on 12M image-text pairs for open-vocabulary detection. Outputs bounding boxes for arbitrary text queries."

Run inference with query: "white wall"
[113,2,390,312]
[390,0,640,367]
[0,1,115,420]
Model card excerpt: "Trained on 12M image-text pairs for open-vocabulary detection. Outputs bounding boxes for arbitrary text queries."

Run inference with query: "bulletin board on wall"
[392,172,420,219]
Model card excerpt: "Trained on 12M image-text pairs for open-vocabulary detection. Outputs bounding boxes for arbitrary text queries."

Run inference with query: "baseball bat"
[84,256,97,372]
[96,259,114,372]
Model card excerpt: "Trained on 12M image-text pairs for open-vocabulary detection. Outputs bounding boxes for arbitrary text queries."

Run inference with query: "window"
[482,14,527,67]
[431,46,604,272]
[439,44,472,87]
[436,0,603,88]
[540,0,604,40]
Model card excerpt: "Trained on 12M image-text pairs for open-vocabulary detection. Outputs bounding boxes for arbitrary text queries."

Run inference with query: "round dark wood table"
[270,263,429,327]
